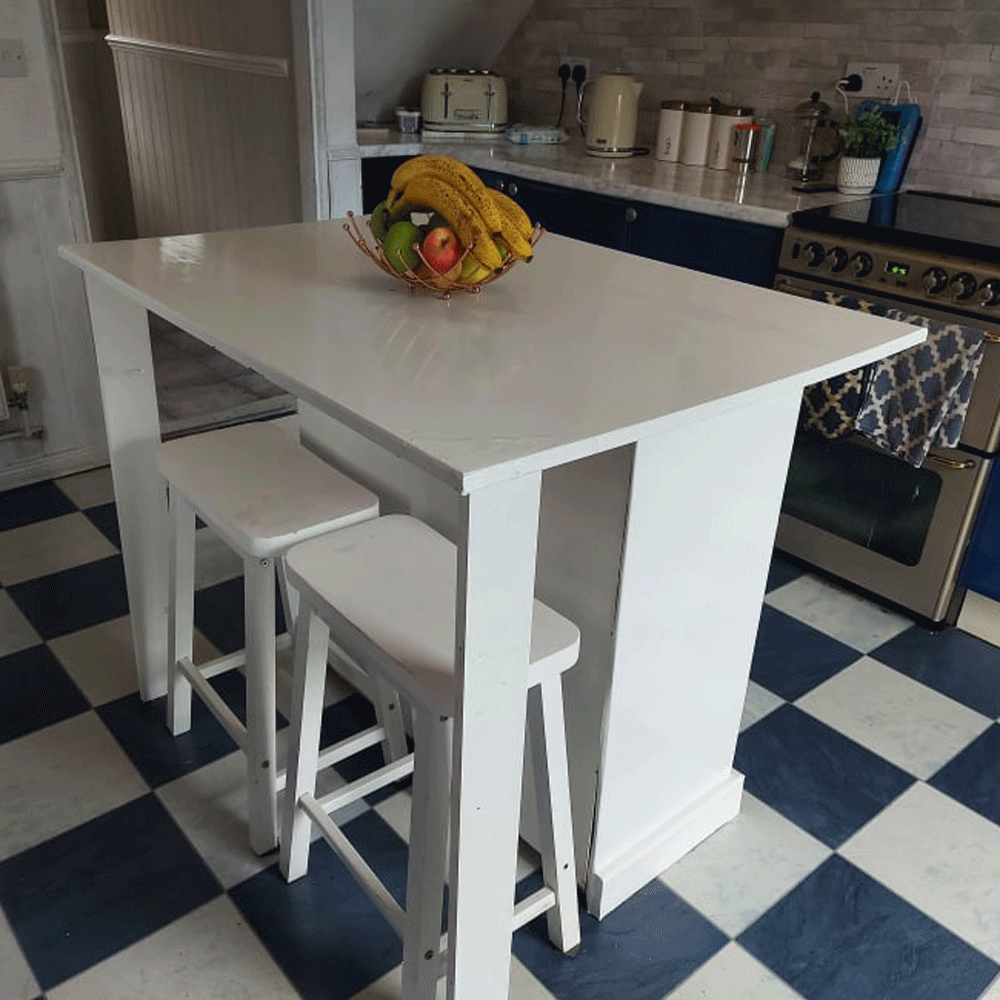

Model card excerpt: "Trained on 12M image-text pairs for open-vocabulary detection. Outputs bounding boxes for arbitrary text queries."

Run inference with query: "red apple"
[421,227,462,273]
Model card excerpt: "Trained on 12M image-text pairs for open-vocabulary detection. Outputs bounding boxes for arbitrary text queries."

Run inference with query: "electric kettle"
[578,73,644,158]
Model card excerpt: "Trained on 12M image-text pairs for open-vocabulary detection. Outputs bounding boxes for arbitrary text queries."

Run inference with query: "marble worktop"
[356,132,867,229]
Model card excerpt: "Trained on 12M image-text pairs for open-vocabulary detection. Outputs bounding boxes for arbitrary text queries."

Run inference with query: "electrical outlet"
[559,55,590,81]
[0,39,27,79]
[844,61,900,100]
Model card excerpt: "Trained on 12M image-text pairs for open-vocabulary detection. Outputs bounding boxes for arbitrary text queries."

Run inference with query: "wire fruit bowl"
[343,211,544,300]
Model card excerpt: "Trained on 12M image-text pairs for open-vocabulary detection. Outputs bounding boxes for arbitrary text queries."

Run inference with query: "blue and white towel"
[801,292,985,467]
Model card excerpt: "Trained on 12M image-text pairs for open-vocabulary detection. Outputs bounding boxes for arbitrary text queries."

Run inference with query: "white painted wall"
[0,0,107,488]
[353,0,534,123]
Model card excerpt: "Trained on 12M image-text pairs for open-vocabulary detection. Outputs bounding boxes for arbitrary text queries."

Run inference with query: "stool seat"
[157,422,378,558]
[285,515,581,718]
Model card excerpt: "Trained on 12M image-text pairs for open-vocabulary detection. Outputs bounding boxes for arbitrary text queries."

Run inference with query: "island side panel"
[586,388,803,918]
[297,401,629,886]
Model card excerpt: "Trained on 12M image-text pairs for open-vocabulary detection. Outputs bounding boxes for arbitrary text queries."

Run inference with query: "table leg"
[83,277,170,701]
[445,472,542,1000]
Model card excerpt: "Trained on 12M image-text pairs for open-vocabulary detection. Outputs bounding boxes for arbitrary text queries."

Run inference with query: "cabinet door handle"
[926,454,976,470]
[625,207,637,222]
[508,181,518,196]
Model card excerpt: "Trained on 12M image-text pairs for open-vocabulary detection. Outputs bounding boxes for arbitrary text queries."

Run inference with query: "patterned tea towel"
[799,291,985,467]
[856,308,985,467]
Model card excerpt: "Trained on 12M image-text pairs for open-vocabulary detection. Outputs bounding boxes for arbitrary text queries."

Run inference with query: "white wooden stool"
[279,515,581,1000]
[157,421,406,855]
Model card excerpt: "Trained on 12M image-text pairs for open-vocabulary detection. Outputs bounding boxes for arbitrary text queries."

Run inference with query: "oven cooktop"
[791,191,1000,265]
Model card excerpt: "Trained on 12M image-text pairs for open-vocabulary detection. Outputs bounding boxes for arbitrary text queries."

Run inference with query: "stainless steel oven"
[773,194,1000,624]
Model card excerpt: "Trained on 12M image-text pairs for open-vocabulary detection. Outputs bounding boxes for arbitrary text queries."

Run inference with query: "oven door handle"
[926,454,977,470]
[984,331,1000,344]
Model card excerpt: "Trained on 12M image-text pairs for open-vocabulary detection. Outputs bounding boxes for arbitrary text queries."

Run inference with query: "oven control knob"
[949,272,977,300]
[826,247,849,273]
[979,279,1000,307]
[922,267,949,294]
[849,251,874,278]
[803,242,826,267]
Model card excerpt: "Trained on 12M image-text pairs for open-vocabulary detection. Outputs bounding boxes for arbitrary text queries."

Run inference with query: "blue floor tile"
[0,793,221,990]
[229,811,409,1000]
[83,502,121,549]
[735,704,913,847]
[739,855,998,1000]
[0,481,76,531]
[96,671,250,787]
[751,604,860,700]
[194,576,287,656]
[871,626,1000,717]
[7,555,129,639]
[766,553,804,593]
[930,723,1000,826]
[513,876,726,1000]
[0,644,89,745]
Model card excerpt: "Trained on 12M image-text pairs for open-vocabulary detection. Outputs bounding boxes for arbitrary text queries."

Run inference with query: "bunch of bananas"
[383,155,535,274]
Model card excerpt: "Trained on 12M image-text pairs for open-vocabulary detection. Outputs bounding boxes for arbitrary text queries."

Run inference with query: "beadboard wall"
[105,0,300,236]
[495,0,1000,199]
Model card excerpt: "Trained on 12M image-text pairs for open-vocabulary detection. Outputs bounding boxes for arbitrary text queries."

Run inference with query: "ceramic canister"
[655,100,687,163]
[678,102,715,166]
[708,104,754,170]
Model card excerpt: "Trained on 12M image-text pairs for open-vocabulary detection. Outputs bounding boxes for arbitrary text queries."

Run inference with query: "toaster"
[420,69,508,133]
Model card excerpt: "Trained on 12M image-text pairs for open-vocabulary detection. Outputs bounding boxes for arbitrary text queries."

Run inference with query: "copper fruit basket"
[343,211,544,300]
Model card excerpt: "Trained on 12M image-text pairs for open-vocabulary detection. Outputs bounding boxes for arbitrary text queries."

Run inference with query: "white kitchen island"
[60,222,923,1000]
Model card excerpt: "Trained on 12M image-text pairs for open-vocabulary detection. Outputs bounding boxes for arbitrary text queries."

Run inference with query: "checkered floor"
[4,463,1000,1000]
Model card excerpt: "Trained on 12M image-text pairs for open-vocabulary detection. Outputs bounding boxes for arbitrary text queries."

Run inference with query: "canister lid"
[687,102,716,114]
[660,99,688,110]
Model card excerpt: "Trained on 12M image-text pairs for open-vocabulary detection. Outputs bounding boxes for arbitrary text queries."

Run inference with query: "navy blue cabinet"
[363,158,783,288]
[960,463,1000,602]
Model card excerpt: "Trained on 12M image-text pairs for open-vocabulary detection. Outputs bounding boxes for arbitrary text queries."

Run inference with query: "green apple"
[369,200,392,242]
[382,221,422,273]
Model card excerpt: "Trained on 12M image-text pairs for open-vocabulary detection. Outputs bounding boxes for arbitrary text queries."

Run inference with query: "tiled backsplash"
[495,0,1000,198]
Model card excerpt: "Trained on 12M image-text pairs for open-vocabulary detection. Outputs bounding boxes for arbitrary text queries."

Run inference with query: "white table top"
[61,221,925,493]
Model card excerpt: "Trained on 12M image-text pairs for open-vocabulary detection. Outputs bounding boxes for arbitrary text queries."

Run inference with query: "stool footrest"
[274,724,393,794]
[315,753,415,814]
[512,886,558,931]
[176,657,247,752]
[195,633,292,682]
[300,791,407,937]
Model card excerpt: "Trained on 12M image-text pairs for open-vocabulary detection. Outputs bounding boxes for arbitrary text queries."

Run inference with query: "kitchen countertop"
[357,132,868,229]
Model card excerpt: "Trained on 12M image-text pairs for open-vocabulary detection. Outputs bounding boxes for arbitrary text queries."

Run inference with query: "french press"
[786,92,841,192]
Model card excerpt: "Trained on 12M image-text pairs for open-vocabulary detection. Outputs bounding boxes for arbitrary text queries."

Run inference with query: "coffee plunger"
[786,92,841,192]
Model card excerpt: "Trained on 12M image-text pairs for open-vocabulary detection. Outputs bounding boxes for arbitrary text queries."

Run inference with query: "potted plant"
[836,110,900,194]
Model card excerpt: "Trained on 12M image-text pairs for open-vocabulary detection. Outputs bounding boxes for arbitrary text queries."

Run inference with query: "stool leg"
[280,604,330,882]
[374,678,408,764]
[166,492,195,736]
[527,676,581,954]
[276,556,299,635]
[402,710,451,1000]
[245,555,279,855]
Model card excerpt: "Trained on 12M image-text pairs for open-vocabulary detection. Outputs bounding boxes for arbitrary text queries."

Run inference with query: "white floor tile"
[54,466,116,509]
[0,590,40,657]
[0,712,148,860]
[841,782,1000,962]
[0,906,39,1000]
[765,574,911,653]
[740,680,784,732]
[349,956,553,1000]
[157,735,366,889]
[796,657,991,780]
[666,942,803,999]
[0,513,117,585]
[48,615,219,706]
[46,896,299,1000]
[658,793,830,937]
[977,973,1000,999]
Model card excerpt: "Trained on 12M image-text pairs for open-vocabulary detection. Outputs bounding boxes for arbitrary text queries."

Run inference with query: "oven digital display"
[886,261,910,277]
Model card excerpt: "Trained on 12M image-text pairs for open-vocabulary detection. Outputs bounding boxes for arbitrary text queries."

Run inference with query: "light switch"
[0,39,27,78]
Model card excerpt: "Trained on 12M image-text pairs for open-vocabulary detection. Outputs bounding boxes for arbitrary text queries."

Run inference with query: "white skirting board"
[0,442,108,491]
[585,772,744,919]
[957,591,1000,648]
